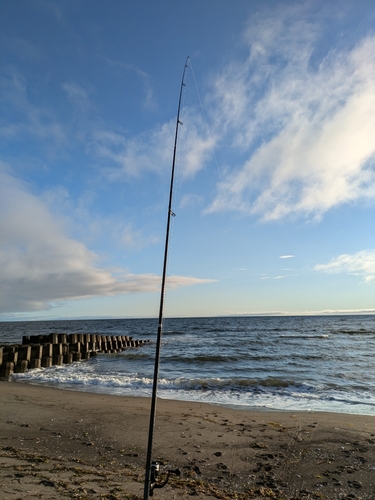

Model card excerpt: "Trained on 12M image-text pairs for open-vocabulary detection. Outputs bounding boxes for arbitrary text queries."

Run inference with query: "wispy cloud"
[91,107,214,179]
[0,165,214,314]
[280,255,294,259]
[315,250,375,282]
[4,5,375,227]
[1,35,43,63]
[62,82,91,113]
[89,5,375,220]
[179,193,204,209]
[273,274,298,280]
[90,124,174,178]
[106,60,156,111]
[205,5,375,221]
[0,71,65,143]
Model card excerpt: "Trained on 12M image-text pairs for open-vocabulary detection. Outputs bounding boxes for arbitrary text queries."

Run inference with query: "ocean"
[1,315,375,415]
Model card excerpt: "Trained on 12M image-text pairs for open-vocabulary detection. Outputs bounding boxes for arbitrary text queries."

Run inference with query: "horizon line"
[1,310,375,322]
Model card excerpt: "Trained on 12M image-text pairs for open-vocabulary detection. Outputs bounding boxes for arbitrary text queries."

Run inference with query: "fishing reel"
[149,461,181,496]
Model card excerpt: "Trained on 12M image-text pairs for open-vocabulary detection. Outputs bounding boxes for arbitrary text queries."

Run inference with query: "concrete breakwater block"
[58,334,67,344]
[0,362,15,377]
[42,357,53,368]
[52,343,63,356]
[42,344,53,357]
[30,358,42,369]
[31,345,43,359]
[1,334,151,378]
[63,353,73,364]
[69,342,81,353]
[72,352,81,362]
[14,360,29,373]
[53,355,64,366]
[68,333,78,344]
[49,333,59,344]
[3,350,18,364]
[18,345,31,362]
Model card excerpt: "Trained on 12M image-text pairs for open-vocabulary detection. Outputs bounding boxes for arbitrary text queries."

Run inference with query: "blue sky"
[1,0,375,320]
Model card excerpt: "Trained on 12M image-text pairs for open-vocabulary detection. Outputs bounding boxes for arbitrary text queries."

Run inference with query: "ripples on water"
[1,315,375,415]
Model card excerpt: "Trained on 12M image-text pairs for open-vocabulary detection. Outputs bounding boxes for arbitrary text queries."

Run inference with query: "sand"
[0,381,374,499]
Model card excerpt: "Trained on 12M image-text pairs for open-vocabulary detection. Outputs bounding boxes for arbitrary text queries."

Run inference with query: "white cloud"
[91,107,214,179]
[91,123,174,178]
[0,165,214,314]
[315,250,375,282]
[62,82,91,113]
[206,6,375,221]
[280,255,294,259]
[179,193,204,209]
[106,60,156,110]
[178,108,217,177]
[273,274,298,280]
[0,71,65,143]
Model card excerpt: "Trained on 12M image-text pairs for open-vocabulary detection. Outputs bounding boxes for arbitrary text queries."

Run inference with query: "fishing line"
[162,64,188,330]
[143,57,189,500]
[189,58,223,184]
[190,59,249,303]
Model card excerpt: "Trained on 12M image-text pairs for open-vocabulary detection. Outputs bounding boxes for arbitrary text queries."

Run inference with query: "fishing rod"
[143,56,189,500]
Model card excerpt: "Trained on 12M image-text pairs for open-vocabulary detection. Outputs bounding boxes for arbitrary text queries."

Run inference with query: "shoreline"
[11,377,375,417]
[1,380,375,499]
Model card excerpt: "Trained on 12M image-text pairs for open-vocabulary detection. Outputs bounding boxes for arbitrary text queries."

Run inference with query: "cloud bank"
[91,5,375,223]
[315,250,375,282]
[205,7,375,221]
[0,166,213,314]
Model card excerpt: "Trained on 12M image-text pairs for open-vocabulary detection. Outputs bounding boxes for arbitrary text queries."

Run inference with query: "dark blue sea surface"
[1,316,375,415]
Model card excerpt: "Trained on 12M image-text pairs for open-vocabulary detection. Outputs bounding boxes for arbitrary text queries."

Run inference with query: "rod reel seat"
[149,461,181,496]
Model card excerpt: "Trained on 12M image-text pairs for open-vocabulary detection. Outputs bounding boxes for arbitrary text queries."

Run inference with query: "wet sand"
[1,381,374,499]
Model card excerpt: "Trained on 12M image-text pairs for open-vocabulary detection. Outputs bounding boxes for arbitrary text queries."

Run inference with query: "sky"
[1,0,375,321]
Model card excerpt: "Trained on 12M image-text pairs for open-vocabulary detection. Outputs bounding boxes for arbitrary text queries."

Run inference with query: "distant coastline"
[2,310,375,322]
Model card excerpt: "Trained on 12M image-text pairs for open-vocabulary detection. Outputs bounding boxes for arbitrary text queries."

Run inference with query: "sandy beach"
[1,381,374,499]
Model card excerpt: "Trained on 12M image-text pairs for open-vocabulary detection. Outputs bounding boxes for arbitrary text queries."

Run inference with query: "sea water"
[1,316,375,415]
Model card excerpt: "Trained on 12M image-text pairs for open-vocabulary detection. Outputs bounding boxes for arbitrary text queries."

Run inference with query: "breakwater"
[0,333,150,378]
